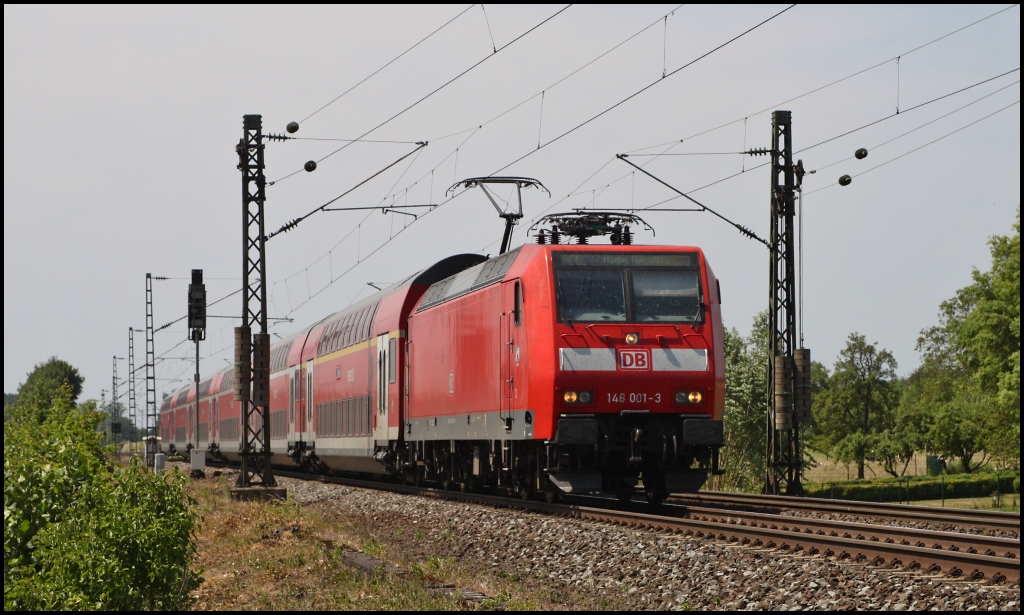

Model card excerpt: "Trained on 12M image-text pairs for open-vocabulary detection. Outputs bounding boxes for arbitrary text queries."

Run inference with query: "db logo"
[618,349,651,370]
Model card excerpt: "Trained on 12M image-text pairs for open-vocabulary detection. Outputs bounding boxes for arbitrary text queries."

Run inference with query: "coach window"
[514,281,522,327]
[364,302,378,340]
[354,307,368,344]
[342,314,353,348]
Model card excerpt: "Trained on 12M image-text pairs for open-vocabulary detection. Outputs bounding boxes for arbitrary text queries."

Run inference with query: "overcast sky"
[4,5,1020,414]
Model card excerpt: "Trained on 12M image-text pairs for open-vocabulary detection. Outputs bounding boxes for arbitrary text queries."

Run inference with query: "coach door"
[499,280,524,424]
[375,333,391,443]
[290,366,300,442]
[304,361,314,442]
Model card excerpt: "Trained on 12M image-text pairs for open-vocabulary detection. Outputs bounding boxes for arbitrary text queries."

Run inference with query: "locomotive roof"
[417,247,521,312]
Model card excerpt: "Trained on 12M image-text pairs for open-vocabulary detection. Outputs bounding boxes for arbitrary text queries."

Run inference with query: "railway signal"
[188,269,206,471]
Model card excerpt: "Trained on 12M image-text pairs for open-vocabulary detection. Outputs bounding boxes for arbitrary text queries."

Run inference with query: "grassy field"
[186,471,626,611]
[803,455,1019,512]
[189,473,465,610]
[804,453,937,482]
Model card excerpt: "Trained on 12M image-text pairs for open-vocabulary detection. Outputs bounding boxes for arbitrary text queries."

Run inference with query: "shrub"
[4,389,202,610]
[805,471,1020,503]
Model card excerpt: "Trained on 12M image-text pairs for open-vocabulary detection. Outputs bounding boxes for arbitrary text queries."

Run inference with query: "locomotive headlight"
[625,332,640,345]
[675,391,704,404]
[563,390,593,404]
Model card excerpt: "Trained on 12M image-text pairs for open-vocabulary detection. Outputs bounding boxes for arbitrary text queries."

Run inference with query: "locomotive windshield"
[553,252,703,324]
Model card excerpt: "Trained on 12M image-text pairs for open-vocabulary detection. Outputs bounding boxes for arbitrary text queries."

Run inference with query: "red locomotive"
[162,204,724,502]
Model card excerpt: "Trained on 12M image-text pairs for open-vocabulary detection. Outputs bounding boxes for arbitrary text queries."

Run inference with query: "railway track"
[260,468,1019,584]
[668,491,1021,534]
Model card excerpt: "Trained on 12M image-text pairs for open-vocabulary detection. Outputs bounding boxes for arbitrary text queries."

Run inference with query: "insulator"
[623,227,633,245]
[773,355,794,430]
[251,333,271,406]
[265,133,292,142]
[794,348,812,423]
[747,147,771,156]
[233,327,251,401]
[286,121,300,134]
[839,175,852,186]
[536,230,547,245]
[304,160,317,172]
[610,227,622,245]
[578,235,588,245]
[551,229,561,245]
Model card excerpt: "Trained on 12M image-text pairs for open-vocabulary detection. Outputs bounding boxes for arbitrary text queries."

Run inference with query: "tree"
[813,333,900,479]
[928,393,990,473]
[14,357,84,419]
[712,311,827,491]
[917,210,1020,463]
[713,318,768,492]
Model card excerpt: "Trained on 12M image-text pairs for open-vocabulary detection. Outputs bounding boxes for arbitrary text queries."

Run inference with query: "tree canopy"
[813,333,900,479]
[13,357,84,419]
[916,209,1020,465]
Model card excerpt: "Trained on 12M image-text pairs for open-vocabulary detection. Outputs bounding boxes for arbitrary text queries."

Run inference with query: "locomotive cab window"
[553,252,703,324]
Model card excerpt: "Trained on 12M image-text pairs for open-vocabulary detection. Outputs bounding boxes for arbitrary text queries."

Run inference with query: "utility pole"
[232,114,283,498]
[100,390,107,445]
[128,328,138,456]
[145,273,158,468]
[111,356,119,456]
[765,110,812,496]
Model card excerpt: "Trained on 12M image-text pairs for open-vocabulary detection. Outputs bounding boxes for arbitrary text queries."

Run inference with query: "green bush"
[4,388,202,610]
[806,471,1021,503]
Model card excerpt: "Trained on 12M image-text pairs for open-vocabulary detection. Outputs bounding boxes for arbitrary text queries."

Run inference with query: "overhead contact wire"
[297,4,478,126]
[271,6,571,184]
[489,5,796,176]
[624,3,1019,156]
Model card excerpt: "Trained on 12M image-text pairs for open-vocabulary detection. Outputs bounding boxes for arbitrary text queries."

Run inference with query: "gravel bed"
[278,477,1020,611]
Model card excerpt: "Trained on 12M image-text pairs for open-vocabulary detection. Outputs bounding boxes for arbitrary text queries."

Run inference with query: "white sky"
[4,5,1020,410]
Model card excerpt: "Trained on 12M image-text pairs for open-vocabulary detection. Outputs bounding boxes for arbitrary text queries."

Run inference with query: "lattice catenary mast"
[233,114,280,495]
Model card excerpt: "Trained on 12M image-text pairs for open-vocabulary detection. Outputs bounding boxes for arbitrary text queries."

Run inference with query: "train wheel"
[644,485,667,505]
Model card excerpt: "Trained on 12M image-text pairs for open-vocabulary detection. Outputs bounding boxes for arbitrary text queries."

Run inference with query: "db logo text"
[618,349,651,370]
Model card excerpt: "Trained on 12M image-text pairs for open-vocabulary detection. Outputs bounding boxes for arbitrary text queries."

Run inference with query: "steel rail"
[668,491,1021,534]
[262,468,1019,584]
[656,502,1020,560]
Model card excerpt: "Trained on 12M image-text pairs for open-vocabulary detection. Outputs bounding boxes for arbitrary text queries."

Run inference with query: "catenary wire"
[802,99,1020,196]
[270,6,572,185]
[624,4,1019,155]
[297,4,478,126]
[488,5,797,176]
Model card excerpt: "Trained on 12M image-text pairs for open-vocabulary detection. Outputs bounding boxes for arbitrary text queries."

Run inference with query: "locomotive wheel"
[644,485,667,505]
